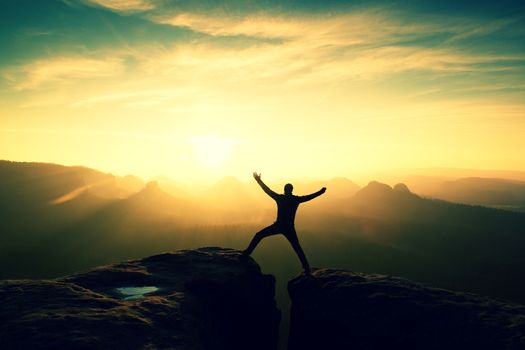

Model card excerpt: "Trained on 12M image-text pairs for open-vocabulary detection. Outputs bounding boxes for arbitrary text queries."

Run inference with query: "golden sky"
[1,0,524,182]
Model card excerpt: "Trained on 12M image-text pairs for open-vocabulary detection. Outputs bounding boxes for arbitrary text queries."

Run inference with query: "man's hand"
[253,172,261,181]
[321,187,327,194]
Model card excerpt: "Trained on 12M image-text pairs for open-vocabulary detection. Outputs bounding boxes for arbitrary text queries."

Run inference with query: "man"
[243,172,326,274]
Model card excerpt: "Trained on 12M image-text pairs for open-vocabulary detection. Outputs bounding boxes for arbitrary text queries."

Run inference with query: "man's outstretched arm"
[253,172,279,200]
[299,187,326,202]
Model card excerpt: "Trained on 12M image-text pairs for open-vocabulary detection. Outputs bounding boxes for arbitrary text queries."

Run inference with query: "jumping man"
[243,172,326,274]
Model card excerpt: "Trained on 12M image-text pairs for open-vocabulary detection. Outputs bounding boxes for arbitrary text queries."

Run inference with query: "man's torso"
[274,194,301,228]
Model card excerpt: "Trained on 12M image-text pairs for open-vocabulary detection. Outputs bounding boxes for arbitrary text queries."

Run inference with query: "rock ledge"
[0,247,280,350]
[288,268,525,350]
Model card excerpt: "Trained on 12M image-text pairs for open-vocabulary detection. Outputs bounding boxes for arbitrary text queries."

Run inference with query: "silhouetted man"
[243,172,326,274]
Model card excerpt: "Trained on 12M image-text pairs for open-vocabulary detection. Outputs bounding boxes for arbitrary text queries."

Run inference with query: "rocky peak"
[359,180,393,195]
[393,182,411,193]
[0,248,280,350]
[288,268,525,350]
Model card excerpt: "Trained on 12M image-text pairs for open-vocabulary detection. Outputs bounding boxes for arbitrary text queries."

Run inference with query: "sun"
[190,135,235,168]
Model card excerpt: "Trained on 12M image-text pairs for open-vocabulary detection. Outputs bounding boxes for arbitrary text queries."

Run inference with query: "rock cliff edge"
[0,247,280,350]
[288,268,525,350]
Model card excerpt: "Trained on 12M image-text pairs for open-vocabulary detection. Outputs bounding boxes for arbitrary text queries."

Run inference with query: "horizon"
[4,158,525,188]
[1,1,525,182]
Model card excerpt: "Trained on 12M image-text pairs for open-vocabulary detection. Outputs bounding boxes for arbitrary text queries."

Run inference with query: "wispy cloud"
[4,8,524,108]
[443,18,517,43]
[152,9,517,44]
[153,10,418,43]
[130,34,518,89]
[4,56,125,90]
[81,0,155,12]
[155,12,361,41]
[148,11,523,80]
[70,88,199,107]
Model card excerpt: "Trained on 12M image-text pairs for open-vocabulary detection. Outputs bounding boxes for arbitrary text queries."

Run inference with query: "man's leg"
[243,224,279,255]
[284,229,310,274]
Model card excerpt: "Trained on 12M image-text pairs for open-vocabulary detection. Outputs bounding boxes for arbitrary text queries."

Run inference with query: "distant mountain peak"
[145,180,159,190]
[353,181,418,202]
[367,180,391,189]
[393,183,411,193]
[358,181,393,195]
[134,180,172,200]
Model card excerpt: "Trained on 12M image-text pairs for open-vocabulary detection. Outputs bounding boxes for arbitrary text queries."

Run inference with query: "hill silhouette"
[427,177,525,212]
[346,180,524,229]
[151,175,189,198]
[1,160,525,306]
[3,161,525,349]
[0,161,142,251]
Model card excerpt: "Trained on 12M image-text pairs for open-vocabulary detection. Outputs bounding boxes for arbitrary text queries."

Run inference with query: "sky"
[1,0,524,183]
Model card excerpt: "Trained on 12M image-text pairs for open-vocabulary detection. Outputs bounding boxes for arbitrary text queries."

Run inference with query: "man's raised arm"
[253,172,279,200]
[299,187,326,202]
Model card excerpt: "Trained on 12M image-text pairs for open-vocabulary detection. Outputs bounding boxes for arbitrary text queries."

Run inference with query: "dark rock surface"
[288,268,525,350]
[0,247,280,350]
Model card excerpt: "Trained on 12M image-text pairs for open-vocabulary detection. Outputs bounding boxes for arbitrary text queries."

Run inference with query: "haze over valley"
[2,160,525,309]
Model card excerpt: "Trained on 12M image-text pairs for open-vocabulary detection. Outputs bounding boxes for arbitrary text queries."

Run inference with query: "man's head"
[284,183,293,195]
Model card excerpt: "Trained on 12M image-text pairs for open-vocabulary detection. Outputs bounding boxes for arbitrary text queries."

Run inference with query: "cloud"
[70,88,198,107]
[130,35,516,90]
[4,8,523,107]
[152,9,514,44]
[444,18,517,43]
[82,0,155,12]
[156,12,335,39]
[5,56,125,90]
[153,10,417,44]
[140,12,525,100]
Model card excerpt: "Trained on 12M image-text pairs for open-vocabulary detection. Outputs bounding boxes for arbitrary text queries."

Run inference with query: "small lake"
[116,286,159,300]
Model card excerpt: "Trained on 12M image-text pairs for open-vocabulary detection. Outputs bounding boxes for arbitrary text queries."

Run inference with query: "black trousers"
[244,223,310,270]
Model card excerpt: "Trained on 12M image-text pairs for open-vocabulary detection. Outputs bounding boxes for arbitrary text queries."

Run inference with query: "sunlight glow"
[190,135,235,168]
